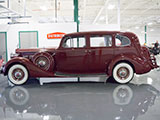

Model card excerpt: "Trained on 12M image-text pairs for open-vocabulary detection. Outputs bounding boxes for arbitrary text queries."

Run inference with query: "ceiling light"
[99,16,105,20]
[147,22,153,26]
[78,16,81,21]
[127,29,131,31]
[135,26,139,29]
[150,29,154,32]
[108,4,115,10]
[40,6,48,11]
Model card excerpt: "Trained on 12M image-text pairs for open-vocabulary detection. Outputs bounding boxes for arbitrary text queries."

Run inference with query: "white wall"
[0,23,77,60]
[80,24,120,31]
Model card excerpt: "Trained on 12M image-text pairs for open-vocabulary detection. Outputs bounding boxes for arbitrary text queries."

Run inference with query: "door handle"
[85,50,88,53]
[88,50,92,53]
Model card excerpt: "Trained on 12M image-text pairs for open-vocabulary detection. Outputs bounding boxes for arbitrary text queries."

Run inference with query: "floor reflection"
[0,82,159,120]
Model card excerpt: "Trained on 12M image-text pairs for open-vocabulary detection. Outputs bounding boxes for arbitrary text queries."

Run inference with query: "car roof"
[64,31,135,37]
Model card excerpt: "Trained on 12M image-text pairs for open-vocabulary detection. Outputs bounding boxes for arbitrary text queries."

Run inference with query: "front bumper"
[0,65,5,74]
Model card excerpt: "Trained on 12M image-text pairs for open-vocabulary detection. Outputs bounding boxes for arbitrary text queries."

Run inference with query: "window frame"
[115,34,131,47]
[89,34,113,48]
[62,36,87,49]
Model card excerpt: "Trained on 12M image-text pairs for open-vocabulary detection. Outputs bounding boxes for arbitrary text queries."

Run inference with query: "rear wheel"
[113,63,134,84]
[8,64,29,85]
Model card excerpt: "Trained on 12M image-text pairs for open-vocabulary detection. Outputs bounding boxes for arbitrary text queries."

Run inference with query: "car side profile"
[0,31,158,85]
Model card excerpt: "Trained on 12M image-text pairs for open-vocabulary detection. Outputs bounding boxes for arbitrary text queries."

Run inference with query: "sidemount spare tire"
[32,52,55,71]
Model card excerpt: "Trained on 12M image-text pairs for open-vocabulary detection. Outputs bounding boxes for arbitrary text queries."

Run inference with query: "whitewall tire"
[8,64,29,85]
[113,63,134,84]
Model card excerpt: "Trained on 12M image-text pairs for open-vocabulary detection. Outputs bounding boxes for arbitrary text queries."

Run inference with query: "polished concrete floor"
[0,68,160,120]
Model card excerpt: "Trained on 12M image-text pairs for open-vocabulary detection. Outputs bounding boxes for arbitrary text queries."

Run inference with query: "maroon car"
[0,31,158,85]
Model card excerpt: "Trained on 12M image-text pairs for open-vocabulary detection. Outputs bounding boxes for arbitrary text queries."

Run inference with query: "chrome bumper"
[0,65,5,74]
[0,66,3,74]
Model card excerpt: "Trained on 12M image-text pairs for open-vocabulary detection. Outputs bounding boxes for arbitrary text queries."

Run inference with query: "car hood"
[16,47,57,55]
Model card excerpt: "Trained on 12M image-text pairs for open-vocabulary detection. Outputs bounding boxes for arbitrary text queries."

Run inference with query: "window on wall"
[63,36,86,48]
[115,35,131,46]
[90,35,112,47]
[19,31,38,49]
[0,32,7,62]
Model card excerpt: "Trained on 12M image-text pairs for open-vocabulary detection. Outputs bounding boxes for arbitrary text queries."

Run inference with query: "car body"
[0,31,159,85]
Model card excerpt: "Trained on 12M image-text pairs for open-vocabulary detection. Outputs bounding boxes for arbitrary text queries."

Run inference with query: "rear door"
[88,34,114,73]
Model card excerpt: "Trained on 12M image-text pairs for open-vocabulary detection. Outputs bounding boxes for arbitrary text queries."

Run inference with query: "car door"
[87,34,114,73]
[55,36,90,74]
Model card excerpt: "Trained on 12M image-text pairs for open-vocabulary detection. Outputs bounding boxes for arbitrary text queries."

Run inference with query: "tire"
[8,64,29,85]
[113,63,134,84]
[32,52,54,71]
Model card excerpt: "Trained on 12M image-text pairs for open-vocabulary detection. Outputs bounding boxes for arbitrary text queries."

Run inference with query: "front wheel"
[113,63,134,84]
[8,64,29,85]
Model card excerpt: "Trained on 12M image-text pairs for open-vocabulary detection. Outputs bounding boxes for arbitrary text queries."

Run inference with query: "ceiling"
[0,0,160,31]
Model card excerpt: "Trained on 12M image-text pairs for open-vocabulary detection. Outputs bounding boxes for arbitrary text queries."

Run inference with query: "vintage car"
[0,31,159,85]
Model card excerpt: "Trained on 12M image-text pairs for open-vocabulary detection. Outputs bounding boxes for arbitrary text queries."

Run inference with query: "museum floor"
[0,57,160,120]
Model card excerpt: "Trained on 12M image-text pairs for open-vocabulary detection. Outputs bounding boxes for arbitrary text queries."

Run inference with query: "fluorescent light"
[150,29,154,31]
[108,4,115,10]
[147,22,153,26]
[99,16,105,20]
[147,77,153,84]
[78,16,81,21]
[135,26,139,29]
[40,6,48,11]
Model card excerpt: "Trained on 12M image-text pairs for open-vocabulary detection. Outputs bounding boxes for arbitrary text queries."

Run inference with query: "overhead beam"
[82,0,86,22]
[92,0,109,24]
[74,0,79,32]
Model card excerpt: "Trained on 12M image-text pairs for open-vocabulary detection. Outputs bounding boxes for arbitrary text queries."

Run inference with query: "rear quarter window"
[115,35,131,46]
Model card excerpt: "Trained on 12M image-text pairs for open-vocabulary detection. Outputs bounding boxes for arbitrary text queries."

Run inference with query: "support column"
[74,0,80,82]
[74,0,79,32]
[145,25,147,43]
[117,0,120,27]
[23,0,26,16]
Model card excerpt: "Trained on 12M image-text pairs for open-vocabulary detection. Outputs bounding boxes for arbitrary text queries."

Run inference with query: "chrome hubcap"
[117,67,129,80]
[119,69,127,78]
[15,71,22,79]
[38,60,46,67]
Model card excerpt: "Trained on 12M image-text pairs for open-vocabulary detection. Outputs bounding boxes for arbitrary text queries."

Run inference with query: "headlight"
[10,53,19,58]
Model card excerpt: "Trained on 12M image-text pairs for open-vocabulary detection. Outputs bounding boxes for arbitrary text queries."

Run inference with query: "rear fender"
[107,55,135,76]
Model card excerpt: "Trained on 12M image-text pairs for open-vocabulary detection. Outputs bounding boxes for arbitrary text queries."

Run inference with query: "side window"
[63,37,86,48]
[90,35,112,47]
[115,35,131,46]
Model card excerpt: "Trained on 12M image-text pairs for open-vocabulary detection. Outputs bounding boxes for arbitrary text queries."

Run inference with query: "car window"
[115,35,131,46]
[90,35,112,47]
[63,36,86,48]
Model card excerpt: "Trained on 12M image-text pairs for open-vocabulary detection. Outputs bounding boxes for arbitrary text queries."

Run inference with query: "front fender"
[4,57,55,77]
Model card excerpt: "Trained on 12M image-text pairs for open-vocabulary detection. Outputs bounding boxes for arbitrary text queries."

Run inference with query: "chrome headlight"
[10,53,19,58]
